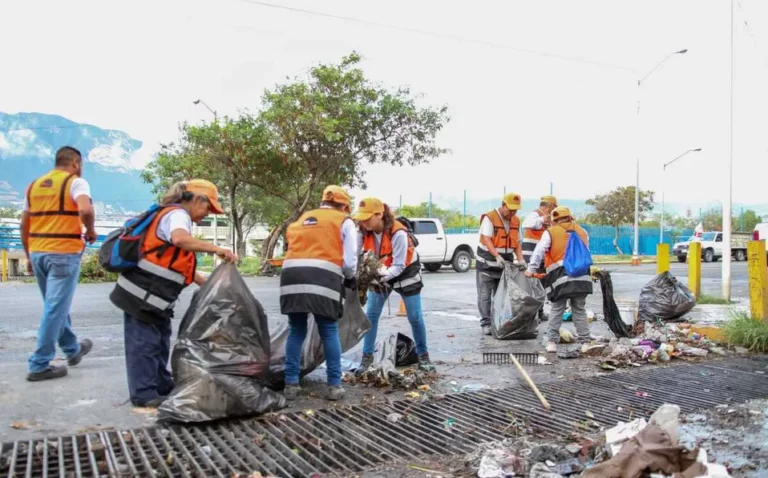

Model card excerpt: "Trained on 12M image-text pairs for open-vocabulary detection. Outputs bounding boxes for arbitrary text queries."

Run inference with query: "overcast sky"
[1,0,767,212]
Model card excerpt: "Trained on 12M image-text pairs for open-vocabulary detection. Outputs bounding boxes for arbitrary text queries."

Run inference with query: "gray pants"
[476,271,500,327]
[548,295,590,342]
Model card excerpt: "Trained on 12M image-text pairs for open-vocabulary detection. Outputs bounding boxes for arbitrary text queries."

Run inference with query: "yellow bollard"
[687,241,701,299]
[747,240,768,320]
[656,244,670,274]
[1,249,6,283]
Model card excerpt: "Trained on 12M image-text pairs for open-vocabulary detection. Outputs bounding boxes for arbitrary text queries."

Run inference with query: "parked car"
[677,231,750,263]
[672,236,691,263]
[405,218,478,273]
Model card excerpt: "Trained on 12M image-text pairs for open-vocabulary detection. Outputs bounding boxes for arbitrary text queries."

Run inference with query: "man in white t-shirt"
[20,146,97,382]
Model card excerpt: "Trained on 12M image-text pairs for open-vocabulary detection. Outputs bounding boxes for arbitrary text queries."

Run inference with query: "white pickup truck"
[405,218,478,273]
[677,231,751,263]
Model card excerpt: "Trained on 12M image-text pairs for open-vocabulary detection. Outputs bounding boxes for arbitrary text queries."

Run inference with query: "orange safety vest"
[26,170,84,254]
[280,208,349,318]
[542,221,593,302]
[362,221,422,295]
[476,209,519,274]
[110,207,196,323]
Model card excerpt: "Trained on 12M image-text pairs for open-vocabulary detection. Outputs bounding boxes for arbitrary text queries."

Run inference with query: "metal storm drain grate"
[3,358,768,477]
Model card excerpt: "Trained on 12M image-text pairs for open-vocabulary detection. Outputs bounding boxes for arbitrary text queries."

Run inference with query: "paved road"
[0,262,750,441]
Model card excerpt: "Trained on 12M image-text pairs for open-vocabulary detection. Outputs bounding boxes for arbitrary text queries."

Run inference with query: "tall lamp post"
[632,48,688,266]
[660,148,702,244]
[722,0,735,300]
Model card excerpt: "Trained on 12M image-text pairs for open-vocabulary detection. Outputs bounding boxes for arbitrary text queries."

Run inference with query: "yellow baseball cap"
[186,179,224,214]
[541,195,558,206]
[502,192,522,211]
[552,206,573,220]
[352,197,385,221]
[322,185,351,207]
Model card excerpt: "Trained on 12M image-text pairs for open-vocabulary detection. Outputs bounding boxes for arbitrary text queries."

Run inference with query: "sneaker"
[283,385,301,401]
[26,365,68,382]
[418,353,436,372]
[68,339,93,367]
[482,325,492,336]
[134,396,167,408]
[545,342,558,353]
[356,353,375,375]
[327,386,345,401]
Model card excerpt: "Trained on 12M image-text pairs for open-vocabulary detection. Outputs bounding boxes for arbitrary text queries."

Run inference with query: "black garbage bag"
[265,287,371,389]
[395,333,418,366]
[491,264,546,340]
[157,264,286,424]
[595,269,633,338]
[638,271,696,323]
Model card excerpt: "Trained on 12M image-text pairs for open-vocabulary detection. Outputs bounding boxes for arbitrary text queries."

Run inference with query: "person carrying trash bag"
[476,192,526,336]
[353,197,435,372]
[108,180,238,408]
[525,206,593,353]
[279,185,358,402]
[522,195,558,323]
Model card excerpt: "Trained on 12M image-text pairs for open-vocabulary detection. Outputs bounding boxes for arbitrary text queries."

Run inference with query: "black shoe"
[482,325,492,336]
[418,353,436,372]
[356,353,375,375]
[27,365,68,382]
[538,311,548,322]
[134,396,167,408]
[68,339,93,367]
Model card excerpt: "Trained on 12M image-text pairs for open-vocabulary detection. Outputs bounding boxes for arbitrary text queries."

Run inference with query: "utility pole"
[722,0,734,300]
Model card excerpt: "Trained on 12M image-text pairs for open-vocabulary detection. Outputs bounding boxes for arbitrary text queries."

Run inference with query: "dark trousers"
[124,312,173,406]
[476,270,500,327]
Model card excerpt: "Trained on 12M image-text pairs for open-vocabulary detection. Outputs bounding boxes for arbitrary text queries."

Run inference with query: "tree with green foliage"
[585,186,655,255]
[398,202,479,230]
[0,207,20,219]
[698,207,762,232]
[142,118,290,257]
[250,52,450,266]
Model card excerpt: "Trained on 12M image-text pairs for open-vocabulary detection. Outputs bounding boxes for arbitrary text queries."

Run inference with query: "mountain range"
[0,112,153,216]
[2,111,766,221]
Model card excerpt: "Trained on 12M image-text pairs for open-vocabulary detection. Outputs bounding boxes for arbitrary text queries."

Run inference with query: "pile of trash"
[475,438,602,477]
[356,250,383,305]
[342,333,439,390]
[596,321,727,370]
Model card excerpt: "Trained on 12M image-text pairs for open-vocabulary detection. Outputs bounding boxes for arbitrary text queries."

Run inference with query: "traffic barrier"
[747,240,768,320]
[687,241,701,299]
[397,299,406,317]
[656,244,670,274]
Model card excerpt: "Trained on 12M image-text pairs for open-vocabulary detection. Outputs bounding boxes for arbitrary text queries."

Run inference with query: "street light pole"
[193,99,218,121]
[660,148,702,244]
[193,98,220,263]
[632,48,688,266]
[723,0,734,300]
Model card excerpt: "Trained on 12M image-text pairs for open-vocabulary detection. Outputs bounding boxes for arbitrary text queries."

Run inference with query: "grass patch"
[697,294,733,305]
[79,252,117,283]
[722,311,768,353]
[196,254,261,276]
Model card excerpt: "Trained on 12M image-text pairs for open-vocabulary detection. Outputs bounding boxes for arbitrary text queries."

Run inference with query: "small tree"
[0,207,20,219]
[399,202,479,230]
[585,186,654,255]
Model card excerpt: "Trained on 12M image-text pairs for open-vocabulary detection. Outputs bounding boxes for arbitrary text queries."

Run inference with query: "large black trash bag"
[491,264,546,340]
[595,270,633,338]
[157,263,286,424]
[265,287,371,389]
[638,271,696,323]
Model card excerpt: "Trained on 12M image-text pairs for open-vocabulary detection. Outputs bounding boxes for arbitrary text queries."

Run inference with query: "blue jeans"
[28,253,83,373]
[285,313,342,387]
[124,313,173,405]
[362,291,428,356]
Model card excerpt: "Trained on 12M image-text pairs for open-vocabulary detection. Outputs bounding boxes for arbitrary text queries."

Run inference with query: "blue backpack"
[562,229,593,277]
[99,204,171,273]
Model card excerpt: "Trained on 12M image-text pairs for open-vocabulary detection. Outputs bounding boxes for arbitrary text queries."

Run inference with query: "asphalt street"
[0,261,750,442]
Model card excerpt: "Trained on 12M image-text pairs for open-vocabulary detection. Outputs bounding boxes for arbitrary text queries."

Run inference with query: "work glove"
[516,262,528,272]
[377,265,389,277]
[343,276,358,290]
[495,255,506,266]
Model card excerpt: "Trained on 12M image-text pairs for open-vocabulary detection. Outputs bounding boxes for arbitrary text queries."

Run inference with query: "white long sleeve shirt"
[522,210,546,231]
[526,230,552,273]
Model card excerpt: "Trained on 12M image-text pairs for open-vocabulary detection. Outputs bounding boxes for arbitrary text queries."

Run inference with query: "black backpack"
[395,216,420,247]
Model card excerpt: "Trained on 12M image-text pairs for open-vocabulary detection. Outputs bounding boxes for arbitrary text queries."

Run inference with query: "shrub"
[79,252,117,283]
[722,311,768,353]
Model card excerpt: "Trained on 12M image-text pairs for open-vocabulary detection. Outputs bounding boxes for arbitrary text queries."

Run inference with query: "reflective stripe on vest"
[542,222,592,301]
[362,222,422,295]
[476,209,519,272]
[27,170,84,254]
[522,209,547,261]
[109,207,196,323]
[280,208,348,318]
